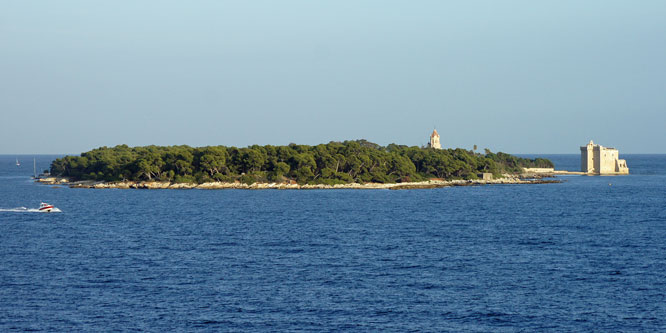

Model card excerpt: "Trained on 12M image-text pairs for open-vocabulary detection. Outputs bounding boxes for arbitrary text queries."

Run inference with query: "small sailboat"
[16,158,20,167]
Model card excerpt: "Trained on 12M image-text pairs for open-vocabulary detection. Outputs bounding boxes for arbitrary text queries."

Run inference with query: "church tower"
[428,129,442,149]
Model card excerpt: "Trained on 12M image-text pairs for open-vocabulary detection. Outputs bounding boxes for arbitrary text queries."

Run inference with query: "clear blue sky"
[1,1,665,154]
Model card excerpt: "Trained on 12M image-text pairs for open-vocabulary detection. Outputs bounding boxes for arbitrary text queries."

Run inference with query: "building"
[479,173,493,180]
[427,129,442,149]
[580,140,629,175]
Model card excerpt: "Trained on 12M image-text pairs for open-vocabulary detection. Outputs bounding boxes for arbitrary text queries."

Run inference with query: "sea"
[1,154,665,332]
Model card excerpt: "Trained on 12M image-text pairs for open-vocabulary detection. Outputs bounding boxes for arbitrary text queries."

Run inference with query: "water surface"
[1,155,665,331]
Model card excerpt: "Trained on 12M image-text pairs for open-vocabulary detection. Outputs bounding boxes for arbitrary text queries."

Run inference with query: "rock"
[44,176,560,190]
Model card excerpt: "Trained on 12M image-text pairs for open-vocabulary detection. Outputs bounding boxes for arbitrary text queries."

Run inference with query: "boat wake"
[0,207,62,213]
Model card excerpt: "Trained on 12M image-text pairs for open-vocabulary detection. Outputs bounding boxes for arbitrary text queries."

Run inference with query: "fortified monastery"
[580,140,629,175]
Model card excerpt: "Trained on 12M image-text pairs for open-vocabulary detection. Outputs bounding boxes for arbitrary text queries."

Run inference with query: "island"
[42,140,557,189]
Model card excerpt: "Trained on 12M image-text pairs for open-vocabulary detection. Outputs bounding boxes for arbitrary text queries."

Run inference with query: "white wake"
[0,207,62,213]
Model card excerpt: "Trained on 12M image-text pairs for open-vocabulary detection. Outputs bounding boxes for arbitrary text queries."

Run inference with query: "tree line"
[49,140,554,184]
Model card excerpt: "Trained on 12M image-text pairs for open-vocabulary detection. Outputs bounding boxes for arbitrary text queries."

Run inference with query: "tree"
[240,148,266,173]
[198,146,229,177]
[134,150,164,180]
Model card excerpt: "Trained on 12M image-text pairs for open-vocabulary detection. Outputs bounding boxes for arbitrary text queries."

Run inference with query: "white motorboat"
[38,202,54,213]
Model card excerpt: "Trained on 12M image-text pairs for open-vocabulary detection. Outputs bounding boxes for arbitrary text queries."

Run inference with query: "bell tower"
[428,129,441,149]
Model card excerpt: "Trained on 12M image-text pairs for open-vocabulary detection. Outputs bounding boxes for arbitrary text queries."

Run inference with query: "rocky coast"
[37,176,559,190]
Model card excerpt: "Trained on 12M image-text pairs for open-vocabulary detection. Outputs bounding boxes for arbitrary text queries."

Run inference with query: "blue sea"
[1,154,665,331]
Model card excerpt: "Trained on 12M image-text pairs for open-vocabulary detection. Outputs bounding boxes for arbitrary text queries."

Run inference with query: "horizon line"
[2,151,665,156]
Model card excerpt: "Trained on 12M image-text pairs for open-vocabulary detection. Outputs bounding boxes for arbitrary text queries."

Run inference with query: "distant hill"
[50,141,553,185]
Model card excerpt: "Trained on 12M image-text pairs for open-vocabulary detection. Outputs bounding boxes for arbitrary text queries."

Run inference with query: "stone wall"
[522,168,555,173]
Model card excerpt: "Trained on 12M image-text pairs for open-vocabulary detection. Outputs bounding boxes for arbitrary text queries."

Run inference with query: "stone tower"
[428,129,442,149]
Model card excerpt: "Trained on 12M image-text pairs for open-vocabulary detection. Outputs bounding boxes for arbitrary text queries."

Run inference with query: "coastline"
[37,176,560,190]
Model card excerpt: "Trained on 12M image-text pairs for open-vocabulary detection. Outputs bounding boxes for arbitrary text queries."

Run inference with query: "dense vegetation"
[50,140,553,184]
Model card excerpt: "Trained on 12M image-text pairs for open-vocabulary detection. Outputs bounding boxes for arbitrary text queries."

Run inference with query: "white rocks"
[39,176,555,190]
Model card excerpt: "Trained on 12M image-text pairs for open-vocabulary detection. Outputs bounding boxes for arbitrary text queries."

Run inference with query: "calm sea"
[1,154,665,331]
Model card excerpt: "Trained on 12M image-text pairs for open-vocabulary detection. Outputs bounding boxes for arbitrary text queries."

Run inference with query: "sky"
[1,0,665,154]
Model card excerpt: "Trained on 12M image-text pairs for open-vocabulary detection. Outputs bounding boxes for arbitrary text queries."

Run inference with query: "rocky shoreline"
[37,176,560,190]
